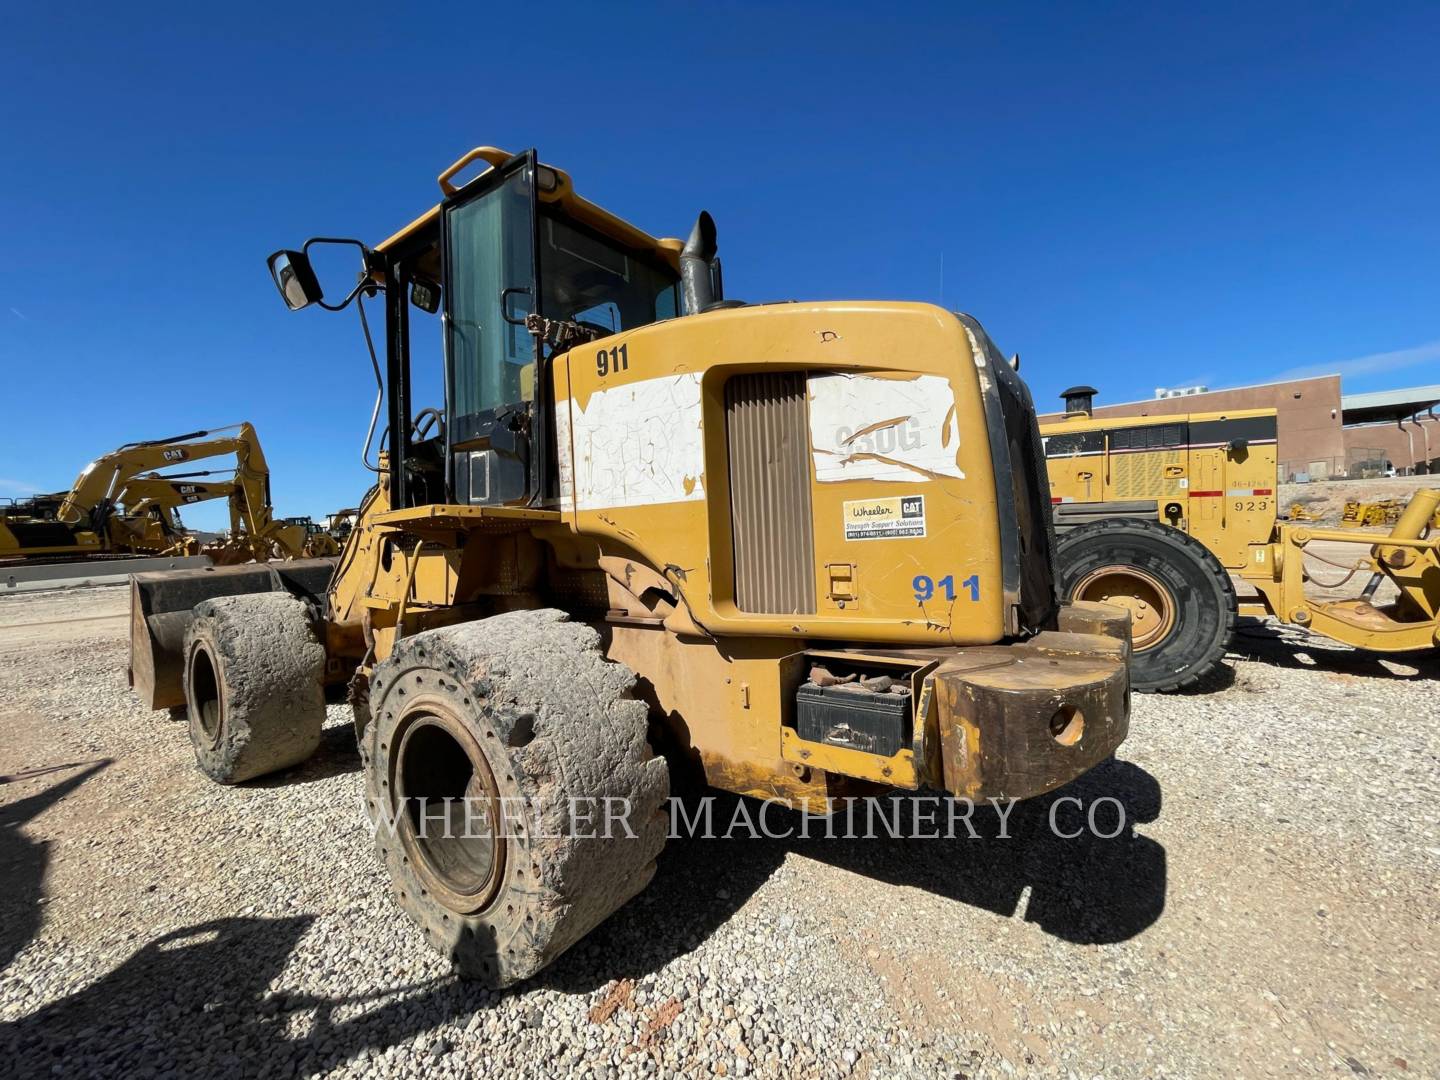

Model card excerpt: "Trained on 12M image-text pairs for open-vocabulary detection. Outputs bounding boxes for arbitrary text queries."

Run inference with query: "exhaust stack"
[681,211,720,314]
[1061,385,1097,417]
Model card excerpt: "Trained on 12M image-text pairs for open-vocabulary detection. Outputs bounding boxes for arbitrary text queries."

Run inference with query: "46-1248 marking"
[912,574,980,603]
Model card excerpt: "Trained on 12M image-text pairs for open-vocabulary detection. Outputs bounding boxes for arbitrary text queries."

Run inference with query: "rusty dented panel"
[1055,599,1133,651]
[930,627,1129,802]
[129,558,337,709]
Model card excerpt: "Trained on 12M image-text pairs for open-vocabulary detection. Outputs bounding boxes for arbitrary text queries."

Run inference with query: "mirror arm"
[300,237,379,312]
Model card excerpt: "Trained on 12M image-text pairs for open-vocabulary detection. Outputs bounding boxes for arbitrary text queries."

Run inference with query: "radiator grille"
[725,373,817,615]
[1113,449,1185,499]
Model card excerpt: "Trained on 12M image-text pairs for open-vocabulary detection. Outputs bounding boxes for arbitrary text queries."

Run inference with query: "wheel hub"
[1072,565,1177,652]
[390,698,506,916]
[188,643,224,749]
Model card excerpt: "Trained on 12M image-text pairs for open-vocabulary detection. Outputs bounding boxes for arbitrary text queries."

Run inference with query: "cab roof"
[375,146,683,273]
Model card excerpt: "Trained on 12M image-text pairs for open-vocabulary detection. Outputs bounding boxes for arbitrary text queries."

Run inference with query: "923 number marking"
[596,342,629,377]
[912,574,980,603]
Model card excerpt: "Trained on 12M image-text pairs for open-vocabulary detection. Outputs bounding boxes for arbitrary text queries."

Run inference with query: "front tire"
[1055,517,1236,693]
[365,609,669,987]
[182,593,327,783]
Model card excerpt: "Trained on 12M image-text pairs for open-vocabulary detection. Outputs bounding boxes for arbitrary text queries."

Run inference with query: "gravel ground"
[1,584,1437,1079]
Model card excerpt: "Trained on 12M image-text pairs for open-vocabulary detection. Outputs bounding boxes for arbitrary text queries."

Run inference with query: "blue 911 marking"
[912,574,980,603]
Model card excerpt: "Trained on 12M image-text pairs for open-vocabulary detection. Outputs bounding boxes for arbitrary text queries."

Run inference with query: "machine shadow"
[0,914,487,1075]
[0,759,111,975]
[1231,617,1440,681]
[1173,659,1238,694]
[787,758,1165,946]
[543,757,1165,993]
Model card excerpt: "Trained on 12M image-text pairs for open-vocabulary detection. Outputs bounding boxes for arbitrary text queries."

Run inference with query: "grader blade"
[129,558,337,709]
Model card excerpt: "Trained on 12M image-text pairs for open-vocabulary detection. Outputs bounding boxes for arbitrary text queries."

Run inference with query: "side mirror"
[268,250,323,311]
[410,279,442,314]
[1228,437,1249,455]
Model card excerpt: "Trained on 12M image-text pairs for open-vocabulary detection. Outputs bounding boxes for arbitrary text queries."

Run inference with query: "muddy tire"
[182,593,327,783]
[364,609,669,988]
[1055,518,1235,693]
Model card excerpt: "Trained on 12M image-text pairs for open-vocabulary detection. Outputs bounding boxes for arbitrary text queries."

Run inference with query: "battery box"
[795,683,910,757]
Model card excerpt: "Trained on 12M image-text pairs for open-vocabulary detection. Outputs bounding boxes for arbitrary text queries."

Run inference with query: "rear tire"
[1055,518,1235,693]
[182,593,327,783]
[364,609,669,988]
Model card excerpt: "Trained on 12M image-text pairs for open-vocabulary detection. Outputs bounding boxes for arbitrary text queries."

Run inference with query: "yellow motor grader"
[129,146,1133,987]
[1041,392,1440,690]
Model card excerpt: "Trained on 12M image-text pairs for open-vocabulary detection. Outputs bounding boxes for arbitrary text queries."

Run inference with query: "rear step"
[129,558,337,709]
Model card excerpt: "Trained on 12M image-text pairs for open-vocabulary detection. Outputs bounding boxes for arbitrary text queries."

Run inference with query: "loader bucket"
[129,558,338,709]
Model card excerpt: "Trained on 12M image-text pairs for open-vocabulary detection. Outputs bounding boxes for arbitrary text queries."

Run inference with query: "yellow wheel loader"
[325,507,359,544]
[1041,390,1440,690]
[129,146,1132,987]
[281,516,342,558]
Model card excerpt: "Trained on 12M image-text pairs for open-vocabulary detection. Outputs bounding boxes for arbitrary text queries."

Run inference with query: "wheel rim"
[390,698,506,915]
[1071,565,1177,652]
[188,643,224,748]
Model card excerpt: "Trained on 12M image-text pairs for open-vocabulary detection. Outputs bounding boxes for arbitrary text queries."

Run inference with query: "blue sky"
[3,2,1437,527]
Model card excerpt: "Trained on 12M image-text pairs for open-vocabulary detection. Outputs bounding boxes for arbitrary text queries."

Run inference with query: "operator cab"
[268,148,685,511]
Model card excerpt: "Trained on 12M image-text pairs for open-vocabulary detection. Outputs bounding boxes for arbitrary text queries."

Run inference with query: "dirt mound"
[1278,475,1436,525]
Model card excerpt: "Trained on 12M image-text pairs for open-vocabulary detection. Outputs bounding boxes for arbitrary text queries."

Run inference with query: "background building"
[1038,377,1439,481]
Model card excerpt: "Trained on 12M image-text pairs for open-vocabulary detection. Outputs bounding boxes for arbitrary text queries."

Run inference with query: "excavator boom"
[3,423,304,561]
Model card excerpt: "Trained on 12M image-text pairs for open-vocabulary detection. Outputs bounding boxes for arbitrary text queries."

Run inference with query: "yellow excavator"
[0,424,307,562]
[112,473,247,557]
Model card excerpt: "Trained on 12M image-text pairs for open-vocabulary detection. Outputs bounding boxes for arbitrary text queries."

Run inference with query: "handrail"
[437,146,512,196]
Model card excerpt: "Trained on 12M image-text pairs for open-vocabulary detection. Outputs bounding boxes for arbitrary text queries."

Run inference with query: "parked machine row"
[1,423,314,565]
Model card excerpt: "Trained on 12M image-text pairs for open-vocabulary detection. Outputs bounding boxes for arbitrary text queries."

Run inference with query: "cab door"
[1187,445,1226,551]
[441,151,541,506]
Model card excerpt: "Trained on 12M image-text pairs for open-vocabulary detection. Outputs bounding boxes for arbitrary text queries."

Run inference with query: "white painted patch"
[565,372,705,511]
[808,373,964,483]
[553,399,574,502]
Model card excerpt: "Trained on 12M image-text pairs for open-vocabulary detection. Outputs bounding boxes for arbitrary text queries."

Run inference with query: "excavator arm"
[59,427,247,528]
[55,423,303,557]
[109,474,239,551]
[118,476,233,516]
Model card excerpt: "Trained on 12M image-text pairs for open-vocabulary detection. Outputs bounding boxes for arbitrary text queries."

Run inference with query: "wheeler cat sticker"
[843,495,926,540]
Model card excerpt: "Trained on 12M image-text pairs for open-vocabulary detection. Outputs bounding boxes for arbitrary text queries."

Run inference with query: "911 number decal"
[596,342,629,377]
[912,574,980,603]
